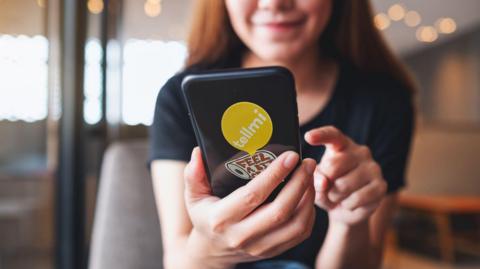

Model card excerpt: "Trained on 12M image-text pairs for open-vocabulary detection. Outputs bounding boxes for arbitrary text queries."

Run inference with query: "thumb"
[184,147,212,205]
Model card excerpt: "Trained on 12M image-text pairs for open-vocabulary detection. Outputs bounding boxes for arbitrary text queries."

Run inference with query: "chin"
[254,45,305,64]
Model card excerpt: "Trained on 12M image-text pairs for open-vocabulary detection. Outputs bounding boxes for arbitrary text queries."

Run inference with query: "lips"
[252,14,306,33]
[263,20,304,28]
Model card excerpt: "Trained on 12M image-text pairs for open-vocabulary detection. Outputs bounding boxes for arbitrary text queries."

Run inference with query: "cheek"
[303,0,333,39]
[225,0,255,34]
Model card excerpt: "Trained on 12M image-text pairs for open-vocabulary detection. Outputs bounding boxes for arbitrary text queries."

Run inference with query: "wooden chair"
[397,192,480,262]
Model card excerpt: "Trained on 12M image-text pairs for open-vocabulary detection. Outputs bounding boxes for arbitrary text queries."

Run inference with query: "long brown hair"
[186,0,416,92]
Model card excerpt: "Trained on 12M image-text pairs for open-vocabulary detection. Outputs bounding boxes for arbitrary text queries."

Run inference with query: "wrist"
[328,219,369,235]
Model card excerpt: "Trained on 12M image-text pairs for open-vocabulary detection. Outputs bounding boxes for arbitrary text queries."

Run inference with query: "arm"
[302,126,398,269]
[151,160,195,268]
[316,194,397,269]
[314,87,413,268]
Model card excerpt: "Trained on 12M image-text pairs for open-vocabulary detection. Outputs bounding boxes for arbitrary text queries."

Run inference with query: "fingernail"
[321,177,329,191]
[304,160,316,174]
[191,147,199,161]
[283,151,299,169]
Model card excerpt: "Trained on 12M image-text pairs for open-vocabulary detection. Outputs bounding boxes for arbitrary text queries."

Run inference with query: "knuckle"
[354,209,369,220]
[335,180,350,194]
[358,145,372,159]
[208,213,226,234]
[298,170,312,189]
[293,221,308,238]
[378,180,388,194]
[372,162,383,175]
[246,248,268,259]
[270,206,289,225]
[242,189,262,208]
[302,221,314,240]
[329,192,344,204]
[295,213,314,241]
[348,193,361,208]
[364,161,381,177]
[227,235,247,250]
[265,164,287,182]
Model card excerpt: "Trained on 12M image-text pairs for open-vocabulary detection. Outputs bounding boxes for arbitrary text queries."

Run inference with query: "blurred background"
[0,0,479,269]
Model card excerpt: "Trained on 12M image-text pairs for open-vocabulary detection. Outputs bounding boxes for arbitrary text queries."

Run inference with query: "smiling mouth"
[259,19,306,31]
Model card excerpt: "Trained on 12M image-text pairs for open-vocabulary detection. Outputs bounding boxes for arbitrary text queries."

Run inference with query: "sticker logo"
[225,150,277,180]
[221,101,273,155]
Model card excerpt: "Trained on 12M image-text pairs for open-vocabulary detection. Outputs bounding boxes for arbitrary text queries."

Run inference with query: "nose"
[258,0,294,11]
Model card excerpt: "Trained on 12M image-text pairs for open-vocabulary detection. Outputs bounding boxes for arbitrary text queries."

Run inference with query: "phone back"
[182,67,301,199]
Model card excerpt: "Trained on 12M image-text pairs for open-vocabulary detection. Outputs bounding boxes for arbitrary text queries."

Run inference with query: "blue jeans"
[237,260,311,269]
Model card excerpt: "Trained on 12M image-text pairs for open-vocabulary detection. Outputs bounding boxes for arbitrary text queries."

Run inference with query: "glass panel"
[118,0,191,127]
[0,0,53,268]
[84,38,103,125]
[121,39,187,125]
[0,35,48,122]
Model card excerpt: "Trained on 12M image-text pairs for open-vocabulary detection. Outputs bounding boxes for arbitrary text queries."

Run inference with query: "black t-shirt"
[149,62,414,268]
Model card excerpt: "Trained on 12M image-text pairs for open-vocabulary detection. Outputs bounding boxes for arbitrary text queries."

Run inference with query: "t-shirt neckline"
[299,62,344,132]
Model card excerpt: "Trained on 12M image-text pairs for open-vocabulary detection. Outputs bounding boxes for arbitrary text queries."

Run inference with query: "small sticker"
[221,101,273,155]
[225,150,277,180]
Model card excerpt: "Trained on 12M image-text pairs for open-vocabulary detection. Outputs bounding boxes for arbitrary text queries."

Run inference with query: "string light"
[375,3,457,44]
[388,4,406,21]
[374,13,391,30]
[88,0,104,14]
[416,26,438,43]
[436,17,457,34]
[404,10,421,27]
[144,0,162,18]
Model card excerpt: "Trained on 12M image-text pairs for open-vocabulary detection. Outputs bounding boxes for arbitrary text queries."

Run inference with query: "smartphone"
[182,66,301,200]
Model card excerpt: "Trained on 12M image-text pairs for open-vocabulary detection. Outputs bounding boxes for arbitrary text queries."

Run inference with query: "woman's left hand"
[304,126,387,227]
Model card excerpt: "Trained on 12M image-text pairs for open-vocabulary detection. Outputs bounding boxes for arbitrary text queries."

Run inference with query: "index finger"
[304,126,350,152]
[214,150,300,223]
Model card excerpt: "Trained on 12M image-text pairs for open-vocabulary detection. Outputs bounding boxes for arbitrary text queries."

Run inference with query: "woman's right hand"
[182,147,316,269]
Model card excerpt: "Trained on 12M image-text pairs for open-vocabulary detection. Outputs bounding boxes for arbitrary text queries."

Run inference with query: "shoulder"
[157,66,202,98]
[155,65,205,109]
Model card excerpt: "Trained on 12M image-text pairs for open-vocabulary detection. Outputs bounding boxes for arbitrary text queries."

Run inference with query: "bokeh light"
[374,13,391,30]
[416,26,438,43]
[144,0,162,18]
[388,4,406,21]
[436,17,457,34]
[88,0,104,15]
[404,10,421,27]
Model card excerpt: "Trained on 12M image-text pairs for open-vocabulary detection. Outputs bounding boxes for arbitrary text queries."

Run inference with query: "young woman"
[149,0,415,268]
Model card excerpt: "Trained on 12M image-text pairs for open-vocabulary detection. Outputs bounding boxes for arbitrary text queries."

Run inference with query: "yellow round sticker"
[221,101,273,155]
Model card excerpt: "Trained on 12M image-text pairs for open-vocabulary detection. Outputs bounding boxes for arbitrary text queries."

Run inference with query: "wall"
[403,26,480,195]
